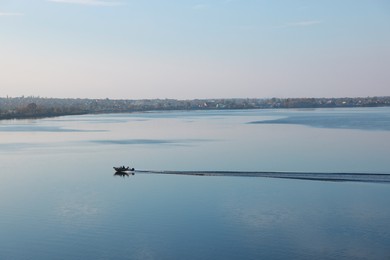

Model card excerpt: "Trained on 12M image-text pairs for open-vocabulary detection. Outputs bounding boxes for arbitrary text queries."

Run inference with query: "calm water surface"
[1,107,390,259]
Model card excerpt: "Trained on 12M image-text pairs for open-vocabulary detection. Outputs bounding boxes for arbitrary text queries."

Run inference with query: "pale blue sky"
[1,0,389,99]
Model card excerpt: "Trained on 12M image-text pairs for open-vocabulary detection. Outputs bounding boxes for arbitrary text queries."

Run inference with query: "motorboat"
[113,166,135,172]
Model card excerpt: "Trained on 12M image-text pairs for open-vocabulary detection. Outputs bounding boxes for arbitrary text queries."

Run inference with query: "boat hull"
[113,167,135,172]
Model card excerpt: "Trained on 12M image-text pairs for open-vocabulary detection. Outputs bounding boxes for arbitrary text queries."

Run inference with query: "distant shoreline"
[1,96,389,121]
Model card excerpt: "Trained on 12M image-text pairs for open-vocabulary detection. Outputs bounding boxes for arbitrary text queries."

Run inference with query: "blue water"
[1,107,390,259]
[249,107,390,131]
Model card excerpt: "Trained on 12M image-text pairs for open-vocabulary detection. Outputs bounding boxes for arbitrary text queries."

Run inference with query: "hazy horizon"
[1,0,389,99]
[1,95,390,101]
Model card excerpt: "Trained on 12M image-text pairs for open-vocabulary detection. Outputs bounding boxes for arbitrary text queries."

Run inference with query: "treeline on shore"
[1,96,390,120]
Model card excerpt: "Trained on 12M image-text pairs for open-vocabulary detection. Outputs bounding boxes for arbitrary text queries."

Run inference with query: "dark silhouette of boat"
[113,166,135,172]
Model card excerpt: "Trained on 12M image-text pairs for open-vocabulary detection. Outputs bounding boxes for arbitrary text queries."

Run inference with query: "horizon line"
[1,96,389,100]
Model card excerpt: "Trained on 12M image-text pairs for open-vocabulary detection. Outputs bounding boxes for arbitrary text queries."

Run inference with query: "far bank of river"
[1,96,390,121]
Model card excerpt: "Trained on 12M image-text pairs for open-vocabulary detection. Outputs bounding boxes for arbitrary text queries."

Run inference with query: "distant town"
[1,96,390,120]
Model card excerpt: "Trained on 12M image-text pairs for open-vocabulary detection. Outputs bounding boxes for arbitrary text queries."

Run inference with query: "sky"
[0,0,389,99]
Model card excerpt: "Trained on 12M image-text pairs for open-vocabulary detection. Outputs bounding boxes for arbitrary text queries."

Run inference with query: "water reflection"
[0,125,106,132]
[114,172,135,177]
[249,110,390,131]
[91,138,214,146]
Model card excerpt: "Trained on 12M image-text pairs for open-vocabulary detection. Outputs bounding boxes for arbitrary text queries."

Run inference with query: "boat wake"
[135,170,390,183]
